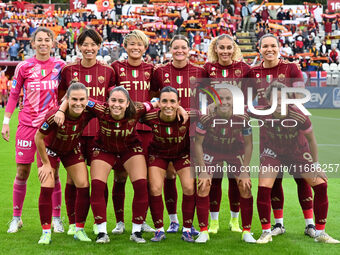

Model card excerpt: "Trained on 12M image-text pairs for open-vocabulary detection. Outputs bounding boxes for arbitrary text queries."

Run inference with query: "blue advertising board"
[305,87,340,108]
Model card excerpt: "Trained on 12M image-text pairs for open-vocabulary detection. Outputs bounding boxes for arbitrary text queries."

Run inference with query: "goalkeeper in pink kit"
[1,27,66,234]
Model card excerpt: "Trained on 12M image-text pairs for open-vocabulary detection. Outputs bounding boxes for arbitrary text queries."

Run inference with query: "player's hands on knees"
[313,167,328,183]
[1,124,9,142]
[54,110,65,127]
[238,177,252,191]
[38,164,54,184]
[198,172,211,191]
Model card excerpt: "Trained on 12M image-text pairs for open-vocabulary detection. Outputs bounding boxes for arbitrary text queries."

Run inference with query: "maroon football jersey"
[204,61,250,88]
[39,108,93,156]
[59,60,116,136]
[196,113,251,155]
[151,61,208,108]
[111,60,154,131]
[86,99,153,153]
[246,59,304,105]
[248,105,312,155]
[142,109,198,158]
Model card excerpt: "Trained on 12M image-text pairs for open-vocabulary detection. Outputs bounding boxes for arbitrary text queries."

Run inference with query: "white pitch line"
[253,142,340,147]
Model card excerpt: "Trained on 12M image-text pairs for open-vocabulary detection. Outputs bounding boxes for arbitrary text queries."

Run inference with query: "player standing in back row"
[2,28,65,234]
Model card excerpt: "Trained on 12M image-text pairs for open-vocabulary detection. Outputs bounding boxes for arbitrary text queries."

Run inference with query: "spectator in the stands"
[329,46,339,64]
[8,38,19,61]
[320,41,328,57]
[0,46,8,61]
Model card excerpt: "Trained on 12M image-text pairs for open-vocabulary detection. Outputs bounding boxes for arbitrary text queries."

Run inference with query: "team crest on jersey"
[164,78,170,83]
[144,72,150,79]
[120,68,125,72]
[132,70,138,78]
[98,76,105,83]
[85,75,92,83]
[179,126,186,133]
[176,76,183,84]
[73,72,78,76]
[222,70,228,78]
[120,72,126,77]
[92,149,100,158]
[211,67,216,71]
[165,127,172,135]
[149,155,155,164]
[278,73,285,81]
[41,122,49,131]
[256,73,260,78]
[235,69,242,77]
[266,75,273,83]
[165,73,169,78]
[61,125,65,129]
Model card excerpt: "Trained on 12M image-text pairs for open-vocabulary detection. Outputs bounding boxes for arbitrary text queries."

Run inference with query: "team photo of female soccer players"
[1,26,339,254]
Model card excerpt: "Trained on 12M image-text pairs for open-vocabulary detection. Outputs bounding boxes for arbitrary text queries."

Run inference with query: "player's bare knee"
[197,186,210,197]
[182,184,195,196]
[149,183,162,196]
[75,179,89,188]
[16,164,31,180]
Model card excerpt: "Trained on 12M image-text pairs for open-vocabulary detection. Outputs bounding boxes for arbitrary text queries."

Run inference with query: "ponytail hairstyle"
[208,34,243,63]
[108,86,137,119]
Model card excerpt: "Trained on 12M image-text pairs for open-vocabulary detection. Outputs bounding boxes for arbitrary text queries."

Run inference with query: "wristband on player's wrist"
[57,109,65,114]
[3,116,10,125]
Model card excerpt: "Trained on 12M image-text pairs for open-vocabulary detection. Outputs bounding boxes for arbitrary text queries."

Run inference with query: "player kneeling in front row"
[143,86,196,243]
[251,82,339,244]
[194,86,255,243]
[35,83,92,244]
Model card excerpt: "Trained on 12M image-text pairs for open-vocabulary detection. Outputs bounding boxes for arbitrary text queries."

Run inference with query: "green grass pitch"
[0,108,339,255]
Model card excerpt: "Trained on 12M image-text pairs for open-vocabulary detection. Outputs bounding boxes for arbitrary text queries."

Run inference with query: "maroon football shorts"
[148,153,191,171]
[91,145,145,168]
[37,146,85,169]
[203,151,246,178]
[260,147,313,177]
[80,136,97,166]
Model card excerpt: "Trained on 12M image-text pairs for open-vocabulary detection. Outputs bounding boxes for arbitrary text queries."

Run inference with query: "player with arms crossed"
[2,27,65,234]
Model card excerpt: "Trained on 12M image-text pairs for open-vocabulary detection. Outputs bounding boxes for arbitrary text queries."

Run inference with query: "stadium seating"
[322,63,330,71]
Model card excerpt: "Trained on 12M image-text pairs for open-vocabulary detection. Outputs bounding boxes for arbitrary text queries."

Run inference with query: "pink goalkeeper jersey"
[6,57,65,127]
